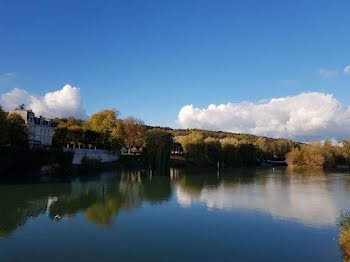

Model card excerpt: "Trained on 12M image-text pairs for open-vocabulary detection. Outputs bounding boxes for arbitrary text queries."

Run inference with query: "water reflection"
[1,168,350,238]
[176,168,350,227]
[0,170,171,237]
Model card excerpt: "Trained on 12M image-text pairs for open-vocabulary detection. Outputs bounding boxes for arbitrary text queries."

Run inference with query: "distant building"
[9,110,57,147]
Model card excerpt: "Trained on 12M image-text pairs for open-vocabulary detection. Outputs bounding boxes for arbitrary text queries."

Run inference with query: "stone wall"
[64,148,119,164]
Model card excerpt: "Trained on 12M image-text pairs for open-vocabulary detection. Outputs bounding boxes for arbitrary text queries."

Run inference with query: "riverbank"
[3,149,350,181]
[0,151,143,179]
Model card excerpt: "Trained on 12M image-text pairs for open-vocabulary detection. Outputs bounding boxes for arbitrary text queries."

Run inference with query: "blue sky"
[0,0,349,139]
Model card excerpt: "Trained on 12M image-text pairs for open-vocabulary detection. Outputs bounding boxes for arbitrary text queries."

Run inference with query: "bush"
[338,212,350,260]
[286,147,325,168]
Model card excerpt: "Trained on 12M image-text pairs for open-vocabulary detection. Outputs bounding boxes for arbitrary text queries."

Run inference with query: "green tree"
[52,127,68,147]
[67,117,84,127]
[255,137,272,159]
[85,109,120,133]
[85,109,124,152]
[239,143,258,166]
[6,113,28,149]
[67,126,84,147]
[221,138,240,167]
[52,117,85,129]
[110,125,125,153]
[181,132,208,166]
[204,137,221,166]
[143,129,173,171]
[83,129,99,148]
[319,139,336,167]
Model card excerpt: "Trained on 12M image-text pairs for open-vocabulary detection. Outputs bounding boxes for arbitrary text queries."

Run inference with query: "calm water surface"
[1,168,350,261]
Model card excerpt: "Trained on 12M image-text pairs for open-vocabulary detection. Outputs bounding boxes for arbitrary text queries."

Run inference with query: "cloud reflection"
[176,171,350,226]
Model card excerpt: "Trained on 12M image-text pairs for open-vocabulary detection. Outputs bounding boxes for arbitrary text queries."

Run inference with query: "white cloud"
[0,84,88,119]
[177,92,350,141]
[344,65,350,74]
[317,68,338,79]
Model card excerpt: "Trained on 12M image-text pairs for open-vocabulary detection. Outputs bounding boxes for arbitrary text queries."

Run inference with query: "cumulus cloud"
[177,92,350,141]
[344,65,350,74]
[0,84,88,119]
[317,68,338,79]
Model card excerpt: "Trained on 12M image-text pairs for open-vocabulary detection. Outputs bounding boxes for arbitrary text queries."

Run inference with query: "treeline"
[52,115,301,168]
[173,129,258,141]
[178,131,297,167]
[286,140,350,168]
[4,104,350,171]
[52,110,146,154]
[53,111,173,171]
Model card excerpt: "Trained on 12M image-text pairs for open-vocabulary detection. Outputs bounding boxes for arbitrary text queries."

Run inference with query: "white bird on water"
[54,215,61,221]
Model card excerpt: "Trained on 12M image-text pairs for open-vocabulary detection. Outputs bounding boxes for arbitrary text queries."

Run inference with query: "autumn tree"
[303,146,325,168]
[85,109,120,133]
[122,116,146,153]
[85,109,124,152]
[285,146,325,168]
[338,212,350,260]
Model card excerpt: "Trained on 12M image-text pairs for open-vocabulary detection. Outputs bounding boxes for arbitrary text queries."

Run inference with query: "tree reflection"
[2,168,350,236]
[286,166,326,177]
[140,179,171,204]
[0,184,67,237]
[86,200,118,227]
[0,171,174,234]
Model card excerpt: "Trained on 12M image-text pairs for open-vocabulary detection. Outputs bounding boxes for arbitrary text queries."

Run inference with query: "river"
[1,167,350,261]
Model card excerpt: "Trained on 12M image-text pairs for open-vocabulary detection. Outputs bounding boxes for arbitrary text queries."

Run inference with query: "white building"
[10,110,57,146]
